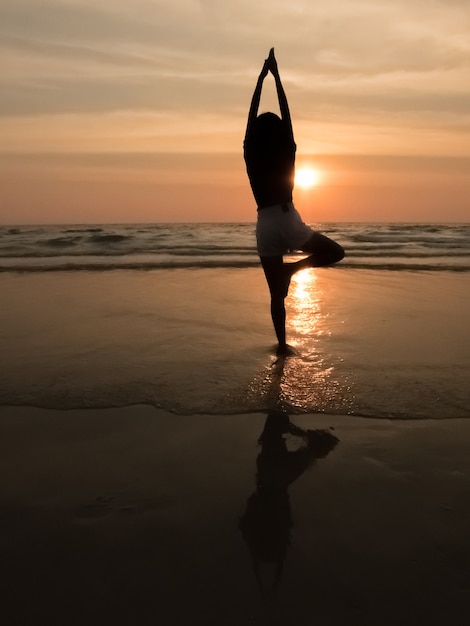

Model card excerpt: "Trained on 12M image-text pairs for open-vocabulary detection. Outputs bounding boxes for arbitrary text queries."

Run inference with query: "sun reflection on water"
[287,269,323,351]
[280,268,342,412]
[247,267,354,414]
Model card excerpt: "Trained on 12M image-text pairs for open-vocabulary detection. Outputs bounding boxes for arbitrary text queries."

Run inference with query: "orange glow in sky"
[0,1,469,224]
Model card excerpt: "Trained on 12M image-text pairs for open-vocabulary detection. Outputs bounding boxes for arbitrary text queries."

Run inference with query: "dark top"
[244,134,296,209]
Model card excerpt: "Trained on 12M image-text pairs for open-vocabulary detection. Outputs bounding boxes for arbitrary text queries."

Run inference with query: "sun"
[295,167,320,188]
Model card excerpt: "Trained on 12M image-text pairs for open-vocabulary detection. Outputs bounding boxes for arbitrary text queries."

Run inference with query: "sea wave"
[0,259,260,272]
[1,259,468,273]
[0,222,469,273]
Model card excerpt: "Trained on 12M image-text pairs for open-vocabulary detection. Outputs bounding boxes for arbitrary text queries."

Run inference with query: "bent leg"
[259,233,344,353]
[302,231,345,265]
[287,231,345,275]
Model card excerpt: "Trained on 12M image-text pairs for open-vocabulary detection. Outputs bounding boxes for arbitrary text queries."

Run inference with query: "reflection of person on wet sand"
[244,48,344,355]
[239,411,339,593]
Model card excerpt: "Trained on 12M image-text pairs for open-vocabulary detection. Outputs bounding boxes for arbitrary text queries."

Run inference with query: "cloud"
[0,0,469,158]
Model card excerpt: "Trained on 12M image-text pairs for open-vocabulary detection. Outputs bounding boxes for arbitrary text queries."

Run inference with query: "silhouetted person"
[239,411,339,593]
[244,49,344,355]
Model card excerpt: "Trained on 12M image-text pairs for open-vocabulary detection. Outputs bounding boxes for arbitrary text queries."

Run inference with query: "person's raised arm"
[268,49,294,143]
[244,55,270,143]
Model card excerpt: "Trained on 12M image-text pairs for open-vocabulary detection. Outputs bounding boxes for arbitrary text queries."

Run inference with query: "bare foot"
[276,343,297,357]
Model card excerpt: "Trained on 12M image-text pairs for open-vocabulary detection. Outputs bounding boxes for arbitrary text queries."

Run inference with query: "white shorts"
[256,202,314,257]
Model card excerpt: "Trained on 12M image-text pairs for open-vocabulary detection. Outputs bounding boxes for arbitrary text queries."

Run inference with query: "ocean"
[1,222,469,420]
[1,222,469,273]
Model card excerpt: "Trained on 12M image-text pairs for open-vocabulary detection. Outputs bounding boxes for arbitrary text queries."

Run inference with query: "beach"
[2,265,469,418]
[1,222,470,624]
[2,405,470,625]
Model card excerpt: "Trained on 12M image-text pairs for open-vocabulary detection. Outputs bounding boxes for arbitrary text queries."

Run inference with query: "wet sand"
[1,405,470,625]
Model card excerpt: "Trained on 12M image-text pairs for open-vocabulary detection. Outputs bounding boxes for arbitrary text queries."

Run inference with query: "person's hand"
[260,57,269,79]
[267,47,279,77]
[259,50,272,79]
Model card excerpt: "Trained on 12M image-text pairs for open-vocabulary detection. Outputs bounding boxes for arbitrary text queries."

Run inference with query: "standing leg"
[260,256,293,355]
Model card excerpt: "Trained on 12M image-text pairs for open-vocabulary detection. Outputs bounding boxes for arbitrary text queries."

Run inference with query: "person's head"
[251,112,288,152]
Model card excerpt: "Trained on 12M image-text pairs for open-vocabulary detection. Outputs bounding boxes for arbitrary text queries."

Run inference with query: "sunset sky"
[1,0,469,224]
